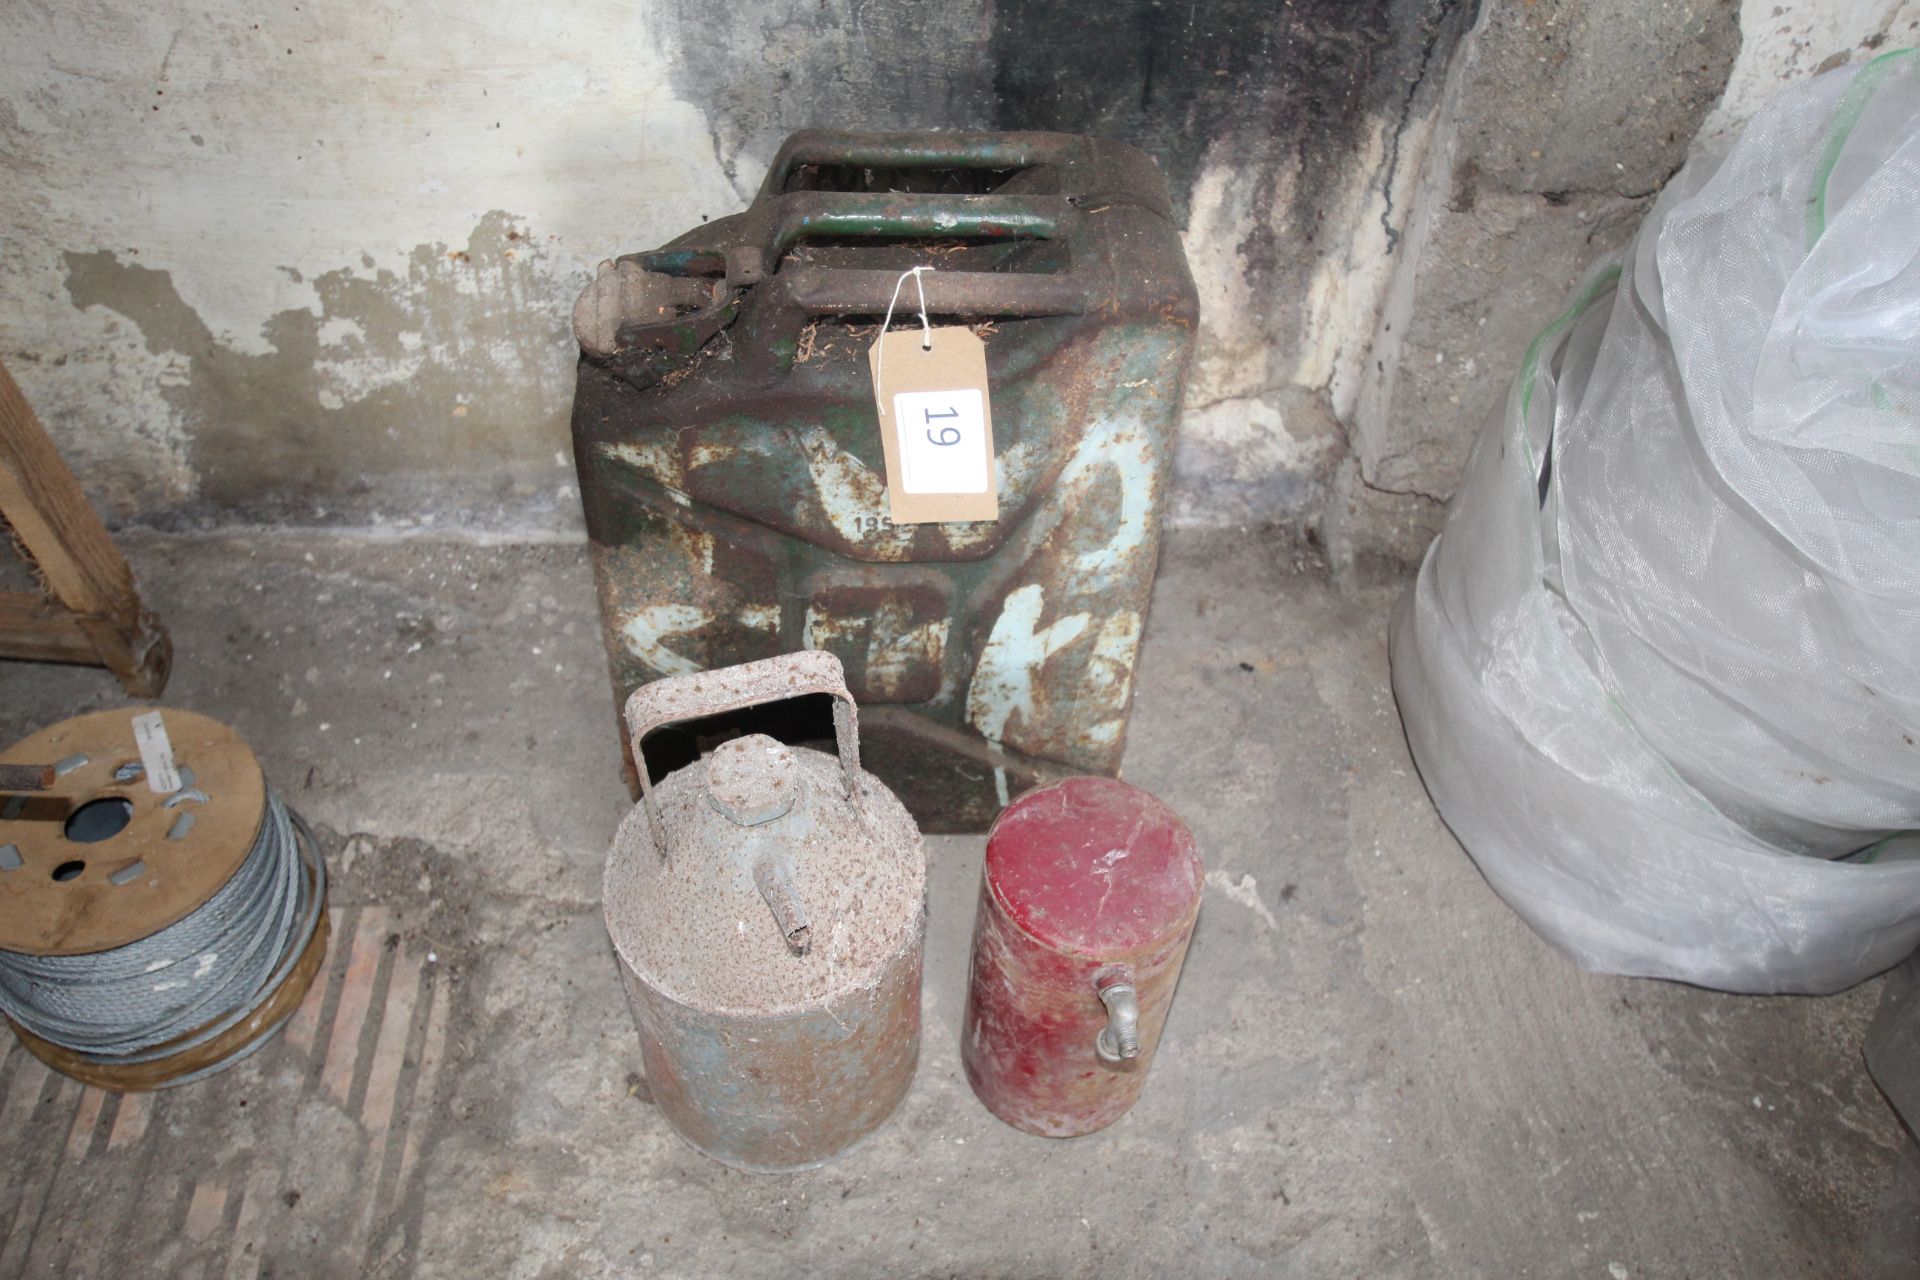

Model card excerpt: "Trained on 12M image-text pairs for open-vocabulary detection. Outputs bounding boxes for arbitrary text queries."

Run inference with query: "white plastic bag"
[1390,52,1920,994]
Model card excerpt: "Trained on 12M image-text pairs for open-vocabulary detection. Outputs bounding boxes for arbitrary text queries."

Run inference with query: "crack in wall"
[1357,471,1448,505]
[1379,0,1475,254]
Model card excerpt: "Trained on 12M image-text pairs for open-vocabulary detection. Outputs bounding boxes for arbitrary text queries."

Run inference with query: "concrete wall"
[1329,0,1920,565]
[0,0,1913,550]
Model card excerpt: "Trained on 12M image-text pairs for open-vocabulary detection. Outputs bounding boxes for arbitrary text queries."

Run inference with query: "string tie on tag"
[875,266,934,390]
[881,265,934,351]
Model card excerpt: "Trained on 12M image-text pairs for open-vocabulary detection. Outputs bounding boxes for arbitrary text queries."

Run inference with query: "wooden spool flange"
[0,708,329,1089]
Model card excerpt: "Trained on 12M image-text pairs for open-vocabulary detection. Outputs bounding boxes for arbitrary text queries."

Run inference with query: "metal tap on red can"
[961,776,1203,1136]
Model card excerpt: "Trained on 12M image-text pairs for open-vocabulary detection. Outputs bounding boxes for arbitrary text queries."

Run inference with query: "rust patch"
[603,653,927,1170]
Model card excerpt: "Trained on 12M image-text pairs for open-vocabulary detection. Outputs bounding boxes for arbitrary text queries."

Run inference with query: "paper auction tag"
[131,710,181,794]
[869,326,998,524]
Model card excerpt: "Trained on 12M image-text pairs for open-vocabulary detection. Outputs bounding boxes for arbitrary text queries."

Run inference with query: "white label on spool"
[132,711,182,794]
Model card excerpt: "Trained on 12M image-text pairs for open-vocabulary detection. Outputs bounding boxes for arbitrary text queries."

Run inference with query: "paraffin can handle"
[622,651,862,859]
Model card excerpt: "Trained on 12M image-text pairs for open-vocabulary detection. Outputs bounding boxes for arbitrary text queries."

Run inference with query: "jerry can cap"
[984,776,1202,959]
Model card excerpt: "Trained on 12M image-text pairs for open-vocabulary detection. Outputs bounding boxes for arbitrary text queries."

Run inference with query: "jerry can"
[601,650,926,1172]
[570,130,1199,830]
[962,776,1202,1137]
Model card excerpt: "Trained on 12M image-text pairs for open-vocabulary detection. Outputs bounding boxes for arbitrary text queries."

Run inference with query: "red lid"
[985,776,1203,956]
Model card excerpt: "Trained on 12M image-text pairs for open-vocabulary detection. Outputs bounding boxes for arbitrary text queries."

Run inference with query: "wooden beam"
[0,358,170,696]
[0,590,96,664]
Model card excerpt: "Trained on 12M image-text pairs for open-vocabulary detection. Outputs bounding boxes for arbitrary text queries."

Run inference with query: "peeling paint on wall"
[0,0,738,528]
[63,212,569,520]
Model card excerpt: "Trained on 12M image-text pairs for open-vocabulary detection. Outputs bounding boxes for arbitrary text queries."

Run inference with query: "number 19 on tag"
[894,389,989,495]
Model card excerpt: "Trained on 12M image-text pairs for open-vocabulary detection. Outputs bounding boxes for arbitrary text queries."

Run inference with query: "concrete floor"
[0,528,1908,1278]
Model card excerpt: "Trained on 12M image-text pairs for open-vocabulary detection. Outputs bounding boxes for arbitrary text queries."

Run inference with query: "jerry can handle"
[763,130,1064,192]
[768,194,1064,254]
[622,651,862,858]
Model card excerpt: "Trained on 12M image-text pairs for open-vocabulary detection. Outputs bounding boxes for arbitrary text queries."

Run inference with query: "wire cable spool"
[0,709,329,1090]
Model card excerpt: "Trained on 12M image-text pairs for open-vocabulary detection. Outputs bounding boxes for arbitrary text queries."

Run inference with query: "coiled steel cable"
[0,789,326,1078]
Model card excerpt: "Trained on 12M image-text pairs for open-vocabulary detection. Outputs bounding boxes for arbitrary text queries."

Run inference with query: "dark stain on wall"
[652,0,1475,231]
[989,0,1472,227]
[647,0,1476,474]
[644,0,998,192]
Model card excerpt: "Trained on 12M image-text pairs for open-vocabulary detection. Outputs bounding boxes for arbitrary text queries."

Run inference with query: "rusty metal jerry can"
[601,651,926,1172]
[570,130,1199,831]
[962,776,1202,1137]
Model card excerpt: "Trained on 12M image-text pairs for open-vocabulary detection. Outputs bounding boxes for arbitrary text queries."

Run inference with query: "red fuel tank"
[961,776,1203,1136]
